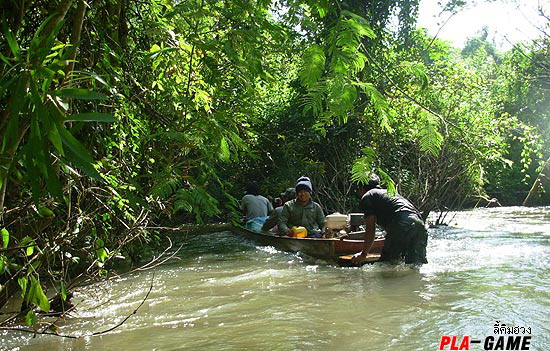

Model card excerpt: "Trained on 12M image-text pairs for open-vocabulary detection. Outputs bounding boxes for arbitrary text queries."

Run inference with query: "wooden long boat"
[229,225,384,266]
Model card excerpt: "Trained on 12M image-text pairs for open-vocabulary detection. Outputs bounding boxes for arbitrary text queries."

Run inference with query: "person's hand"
[351,251,367,265]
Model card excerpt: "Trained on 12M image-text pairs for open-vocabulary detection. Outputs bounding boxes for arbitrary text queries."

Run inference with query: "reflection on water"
[1,206,549,351]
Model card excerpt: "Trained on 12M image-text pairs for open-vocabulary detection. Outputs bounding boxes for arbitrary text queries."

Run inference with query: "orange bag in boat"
[290,226,307,238]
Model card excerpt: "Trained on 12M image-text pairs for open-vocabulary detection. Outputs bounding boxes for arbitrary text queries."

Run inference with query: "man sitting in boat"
[351,173,428,265]
[278,176,325,237]
[262,187,295,233]
[240,182,273,232]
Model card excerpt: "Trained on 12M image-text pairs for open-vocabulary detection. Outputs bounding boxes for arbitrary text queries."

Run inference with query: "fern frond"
[149,172,183,199]
[419,115,443,157]
[351,147,377,184]
[301,80,326,116]
[300,44,326,88]
[377,168,396,195]
[400,61,429,90]
[340,11,376,39]
[174,186,221,223]
[219,136,230,161]
[351,157,373,184]
[355,82,393,132]
[327,78,357,120]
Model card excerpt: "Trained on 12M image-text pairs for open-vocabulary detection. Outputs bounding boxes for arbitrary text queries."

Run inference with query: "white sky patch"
[417,0,549,50]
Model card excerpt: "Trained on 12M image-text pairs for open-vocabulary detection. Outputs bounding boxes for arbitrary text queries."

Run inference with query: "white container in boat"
[325,213,348,229]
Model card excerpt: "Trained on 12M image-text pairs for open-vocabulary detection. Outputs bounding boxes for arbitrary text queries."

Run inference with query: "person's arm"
[240,196,247,212]
[278,204,291,235]
[351,214,376,264]
[267,199,274,214]
[262,210,278,231]
[315,204,325,232]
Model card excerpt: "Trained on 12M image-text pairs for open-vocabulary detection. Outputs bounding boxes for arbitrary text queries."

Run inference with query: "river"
[1,206,549,350]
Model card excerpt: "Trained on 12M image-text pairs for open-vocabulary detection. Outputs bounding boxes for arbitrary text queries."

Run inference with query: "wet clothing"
[240,194,273,220]
[279,199,325,236]
[360,186,428,264]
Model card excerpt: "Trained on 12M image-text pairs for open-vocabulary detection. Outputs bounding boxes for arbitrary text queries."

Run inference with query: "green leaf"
[52,89,108,100]
[18,276,28,298]
[0,255,5,274]
[95,239,107,263]
[300,45,326,88]
[20,236,36,256]
[351,148,377,184]
[65,113,116,123]
[2,22,20,60]
[355,81,393,132]
[401,62,429,90]
[315,0,329,18]
[25,310,37,327]
[60,281,67,301]
[1,228,8,249]
[0,51,12,66]
[38,206,55,217]
[46,162,64,201]
[48,124,64,155]
[341,11,376,39]
[377,168,396,196]
[30,277,50,312]
[220,137,230,161]
[419,115,443,157]
[57,126,94,163]
[26,245,35,257]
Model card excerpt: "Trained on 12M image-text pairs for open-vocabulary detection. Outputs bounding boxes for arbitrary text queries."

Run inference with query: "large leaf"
[30,276,50,312]
[53,89,108,100]
[65,113,116,122]
[2,22,20,60]
[57,125,94,163]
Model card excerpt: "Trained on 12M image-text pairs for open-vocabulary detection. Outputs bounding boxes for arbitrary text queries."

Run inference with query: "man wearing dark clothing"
[351,174,428,265]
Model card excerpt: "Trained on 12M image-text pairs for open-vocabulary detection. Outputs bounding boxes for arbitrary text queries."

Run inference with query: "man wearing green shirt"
[278,176,325,237]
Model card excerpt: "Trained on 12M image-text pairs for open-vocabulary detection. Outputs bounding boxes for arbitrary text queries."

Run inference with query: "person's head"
[295,176,312,205]
[245,182,260,196]
[282,188,296,202]
[358,173,380,195]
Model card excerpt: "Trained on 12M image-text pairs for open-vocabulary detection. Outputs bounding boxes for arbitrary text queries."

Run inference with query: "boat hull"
[229,225,384,264]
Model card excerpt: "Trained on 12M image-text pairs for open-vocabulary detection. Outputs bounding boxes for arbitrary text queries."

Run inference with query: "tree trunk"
[118,0,129,50]
[41,0,75,43]
[64,0,87,76]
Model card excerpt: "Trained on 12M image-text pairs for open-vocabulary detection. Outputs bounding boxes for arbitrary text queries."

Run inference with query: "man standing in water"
[351,174,428,265]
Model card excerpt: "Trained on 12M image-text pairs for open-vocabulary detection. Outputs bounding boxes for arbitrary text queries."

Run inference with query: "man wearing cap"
[261,188,296,232]
[351,173,428,265]
[278,176,325,237]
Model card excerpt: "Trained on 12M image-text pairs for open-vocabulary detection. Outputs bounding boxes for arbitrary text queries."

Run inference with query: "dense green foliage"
[0,0,548,329]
